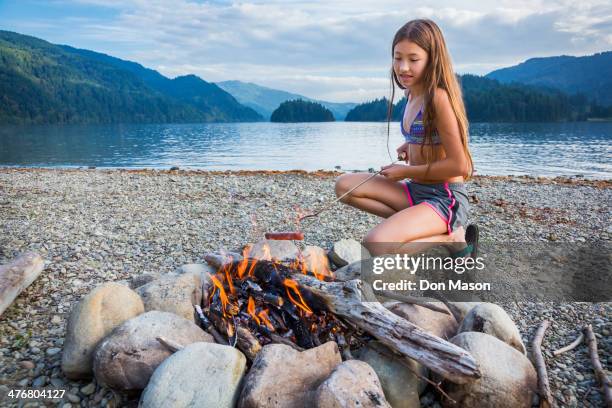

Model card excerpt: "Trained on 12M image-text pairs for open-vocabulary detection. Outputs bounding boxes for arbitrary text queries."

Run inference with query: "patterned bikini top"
[401,102,441,145]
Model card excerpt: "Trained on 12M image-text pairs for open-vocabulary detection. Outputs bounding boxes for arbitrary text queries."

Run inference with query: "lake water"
[1,121,610,179]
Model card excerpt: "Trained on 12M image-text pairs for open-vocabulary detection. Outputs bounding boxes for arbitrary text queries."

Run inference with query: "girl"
[335,19,478,257]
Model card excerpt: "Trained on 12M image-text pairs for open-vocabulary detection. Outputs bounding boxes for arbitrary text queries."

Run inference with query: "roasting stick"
[265,154,406,240]
[299,156,404,223]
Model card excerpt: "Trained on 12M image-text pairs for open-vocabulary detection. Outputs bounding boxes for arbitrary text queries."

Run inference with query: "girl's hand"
[396,142,410,163]
[380,164,409,181]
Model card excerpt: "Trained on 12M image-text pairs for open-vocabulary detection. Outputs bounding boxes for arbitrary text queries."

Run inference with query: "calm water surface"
[0,122,610,179]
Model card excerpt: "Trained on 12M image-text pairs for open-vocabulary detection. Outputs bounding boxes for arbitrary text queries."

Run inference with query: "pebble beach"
[0,167,610,407]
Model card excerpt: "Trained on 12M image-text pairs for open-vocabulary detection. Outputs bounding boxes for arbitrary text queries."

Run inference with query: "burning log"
[236,325,262,361]
[194,304,227,344]
[289,274,481,384]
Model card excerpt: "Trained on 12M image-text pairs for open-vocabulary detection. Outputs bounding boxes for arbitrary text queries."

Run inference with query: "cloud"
[2,0,611,102]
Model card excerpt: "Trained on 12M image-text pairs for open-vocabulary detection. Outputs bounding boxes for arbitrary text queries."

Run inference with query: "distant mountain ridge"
[216,80,357,120]
[0,30,262,124]
[1,28,610,125]
[486,51,612,106]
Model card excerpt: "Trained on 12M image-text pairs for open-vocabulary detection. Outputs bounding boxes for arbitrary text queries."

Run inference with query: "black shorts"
[402,180,470,235]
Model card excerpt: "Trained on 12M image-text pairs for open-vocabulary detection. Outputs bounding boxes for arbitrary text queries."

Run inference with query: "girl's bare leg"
[362,204,466,257]
[334,173,410,218]
[334,172,467,256]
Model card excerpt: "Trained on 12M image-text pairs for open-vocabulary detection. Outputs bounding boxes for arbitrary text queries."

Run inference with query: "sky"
[1,0,611,102]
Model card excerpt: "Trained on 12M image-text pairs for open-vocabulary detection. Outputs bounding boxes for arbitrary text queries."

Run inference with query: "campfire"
[195,244,359,360]
[193,242,481,387]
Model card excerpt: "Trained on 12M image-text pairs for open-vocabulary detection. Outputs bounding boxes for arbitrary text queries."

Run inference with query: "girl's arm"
[401,88,468,179]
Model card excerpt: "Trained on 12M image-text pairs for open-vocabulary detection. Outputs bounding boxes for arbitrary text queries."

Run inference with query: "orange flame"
[247,296,261,325]
[236,247,251,280]
[221,259,236,295]
[283,278,312,314]
[210,274,230,316]
[258,309,274,331]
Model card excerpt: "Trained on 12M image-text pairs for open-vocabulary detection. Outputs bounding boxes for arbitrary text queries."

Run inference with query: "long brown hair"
[386,19,474,181]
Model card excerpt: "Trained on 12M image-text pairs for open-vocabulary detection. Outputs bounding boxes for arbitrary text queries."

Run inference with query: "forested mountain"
[0,30,262,124]
[2,29,609,125]
[270,99,335,122]
[486,51,612,106]
[216,80,357,120]
[344,74,611,122]
[344,98,406,121]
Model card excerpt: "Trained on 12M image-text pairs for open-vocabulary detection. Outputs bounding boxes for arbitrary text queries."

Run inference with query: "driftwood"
[532,320,553,408]
[583,324,612,407]
[375,289,451,315]
[0,252,45,317]
[290,274,481,384]
[552,333,584,356]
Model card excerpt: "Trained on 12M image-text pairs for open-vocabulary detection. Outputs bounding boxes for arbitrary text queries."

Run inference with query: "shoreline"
[1,166,610,188]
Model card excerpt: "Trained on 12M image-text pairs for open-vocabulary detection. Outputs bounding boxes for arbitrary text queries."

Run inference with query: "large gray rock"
[329,239,370,267]
[442,332,537,408]
[315,360,390,408]
[175,262,216,279]
[136,273,202,322]
[62,283,144,379]
[355,341,422,408]
[238,342,342,408]
[139,342,246,408]
[385,302,458,339]
[458,303,526,354]
[247,240,300,262]
[93,311,213,391]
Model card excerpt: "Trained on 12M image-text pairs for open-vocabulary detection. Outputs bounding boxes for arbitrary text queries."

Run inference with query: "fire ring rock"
[441,332,537,408]
[136,272,202,322]
[329,239,370,268]
[458,303,526,354]
[139,342,246,408]
[61,282,144,379]
[354,341,421,408]
[93,311,213,391]
[385,301,458,339]
[238,341,342,408]
[315,359,391,408]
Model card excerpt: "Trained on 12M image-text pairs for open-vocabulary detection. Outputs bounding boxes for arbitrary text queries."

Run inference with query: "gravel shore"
[0,168,610,407]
